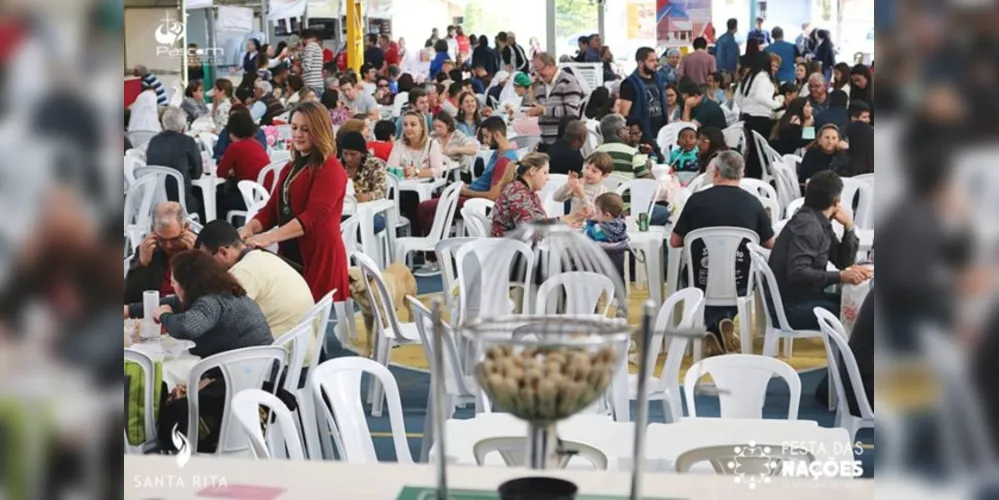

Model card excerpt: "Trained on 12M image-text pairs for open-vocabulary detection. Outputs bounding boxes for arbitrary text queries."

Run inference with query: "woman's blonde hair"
[401,111,429,149]
[496,151,550,189]
[290,101,337,169]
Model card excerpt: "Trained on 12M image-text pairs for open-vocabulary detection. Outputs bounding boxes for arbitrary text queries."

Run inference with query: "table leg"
[384,209,398,265]
[358,208,380,269]
[192,178,218,222]
[648,240,663,308]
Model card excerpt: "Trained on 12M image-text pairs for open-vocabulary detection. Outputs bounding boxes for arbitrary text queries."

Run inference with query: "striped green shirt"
[594,139,650,178]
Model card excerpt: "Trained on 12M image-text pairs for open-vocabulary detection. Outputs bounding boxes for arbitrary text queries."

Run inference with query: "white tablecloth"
[399,177,447,202]
[127,336,200,389]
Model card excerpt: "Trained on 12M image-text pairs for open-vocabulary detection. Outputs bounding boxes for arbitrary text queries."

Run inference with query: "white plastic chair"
[722,123,745,154]
[511,135,542,151]
[784,197,805,220]
[385,174,411,236]
[230,389,306,460]
[627,288,704,423]
[683,354,801,419]
[746,243,824,358]
[127,130,159,148]
[534,272,616,316]
[297,291,344,460]
[394,182,463,267]
[539,175,569,217]
[776,155,803,208]
[682,227,760,356]
[749,130,780,185]
[841,177,874,230]
[435,238,477,325]
[184,346,287,456]
[391,92,409,117]
[124,175,159,251]
[133,165,190,215]
[354,252,422,417]
[227,180,270,225]
[616,179,661,217]
[603,174,629,192]
[472,437,609,470]
[311,357,414,464]
[739,178,781,222]
[675,444,814,475]
[460,199,494,238]
[340,214,362,254]
[813,308,874,443]
[124,349,157,454]
[257,160,289,193]
[270,320,320,458]
[656,121,697,155]
[455,238,535,320]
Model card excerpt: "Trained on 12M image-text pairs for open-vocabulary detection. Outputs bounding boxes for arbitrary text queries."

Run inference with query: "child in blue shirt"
[668,127,700,185]
[584,193,628,243]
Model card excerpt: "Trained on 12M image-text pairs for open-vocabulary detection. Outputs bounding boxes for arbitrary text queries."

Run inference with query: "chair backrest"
[776,155,803,207]
[230,389,306,460]
[539,176,569,217]
[783,197,805,220]
[750,130,780,183]
[461,199,494,238]
[406,297,474,397]
[391,92,409,117]
[354,252,407,339]
[583,122,602,156]
[311,357,413,464]
[685,173,710,192]
[746,243,793,332]
[257,160,288,193]
[124,349,157,447]
[198,133,219,154]
[648,288,704,421]
[128,130,159,148]
[124,175,160,248]
[435,238,477,323]
[840,177,874,230]
[656,121,697,154]
[682,227,760,306]
[535,271,616,316]
[675,444,814,475]
[300,290,335,373]
[512,135,542,151]
[473,437,609,470]
[133,166,188,213]
[739,178,780,222]
[425,182,464,243]
[340,214,362,254]
[683,354,801,419]
[185,346,287,455]
[455,238,535,321]
[722,123,745,154]
[271,320,314,394]
[616,179,661,218]
[813,308,874,420]
[603,173,629,192]
[237,180,270,219]
[123,154,143,188]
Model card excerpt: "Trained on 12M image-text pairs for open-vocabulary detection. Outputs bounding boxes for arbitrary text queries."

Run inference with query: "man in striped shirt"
[527,51,584,148]
[594,114,651,179]
[300,30,325,97]
[133,65,167,105]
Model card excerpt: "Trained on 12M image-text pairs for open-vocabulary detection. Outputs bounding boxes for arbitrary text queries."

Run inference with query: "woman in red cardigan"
[238,101,349,302]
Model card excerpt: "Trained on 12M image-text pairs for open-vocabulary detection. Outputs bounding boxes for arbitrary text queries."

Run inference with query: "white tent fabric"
[217,5,254,33]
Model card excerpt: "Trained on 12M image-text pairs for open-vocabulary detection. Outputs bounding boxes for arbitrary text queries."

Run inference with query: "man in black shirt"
[500,31,529,73]
[768,171,868,330]
[619,47,669,147]
[364,33,386,72]
[543,118,586,175]
[670,151,775,352]
[680,83,728,129]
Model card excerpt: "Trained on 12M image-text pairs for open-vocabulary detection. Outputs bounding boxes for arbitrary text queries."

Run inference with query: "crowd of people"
[124,18,877,450]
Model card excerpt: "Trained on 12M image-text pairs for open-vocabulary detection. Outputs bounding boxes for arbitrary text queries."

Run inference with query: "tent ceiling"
[124,0,263,8]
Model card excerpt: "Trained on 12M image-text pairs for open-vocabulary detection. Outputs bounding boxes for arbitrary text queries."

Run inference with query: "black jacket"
[145,131,204,216]
[472,46,498,76]
[768,205,859,303]
[124,248,171,304]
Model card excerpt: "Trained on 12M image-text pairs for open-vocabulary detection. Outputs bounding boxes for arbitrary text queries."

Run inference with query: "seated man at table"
[669,151,775,353]
[768,170,870,329]
[544,118,586,175]
[195,220,315,343]
[124,202,197,303]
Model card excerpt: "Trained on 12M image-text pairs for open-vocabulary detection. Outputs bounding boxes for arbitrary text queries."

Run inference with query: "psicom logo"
[172,423,191,468]
[155,12,185,46]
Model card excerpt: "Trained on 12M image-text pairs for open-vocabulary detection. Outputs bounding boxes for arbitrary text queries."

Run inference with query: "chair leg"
[783,336,794,358]
[762,331,779,357]
[370,338,392,417]
[693,338,703,364]
[736,298,751,354]
[297,389,323,460]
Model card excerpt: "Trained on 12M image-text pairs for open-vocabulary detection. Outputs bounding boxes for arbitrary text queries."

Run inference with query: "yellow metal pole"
[346,0,363,73]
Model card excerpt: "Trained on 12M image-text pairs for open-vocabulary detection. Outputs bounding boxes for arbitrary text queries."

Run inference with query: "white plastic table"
[124,454,873,499]
[191,174,225,222]
[627,224,667,308]
[399,177,447,203]
[126,336,200,389]
[354,198,397,268]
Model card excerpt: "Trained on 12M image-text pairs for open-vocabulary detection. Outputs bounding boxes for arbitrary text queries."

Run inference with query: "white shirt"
[129,90,162,132]
[734,74,782,118]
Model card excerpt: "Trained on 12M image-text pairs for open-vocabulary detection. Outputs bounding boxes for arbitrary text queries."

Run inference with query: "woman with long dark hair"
[735,52,781,178]
[849,64,874,109]
[831,62,852,96]
[239,101,350,302]
[769,97,814,155]
[844,121,874,176]
[455,91,484,138]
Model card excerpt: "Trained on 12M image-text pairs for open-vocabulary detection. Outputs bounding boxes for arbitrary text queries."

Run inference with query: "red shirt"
[323,47,334,63]
[456,35,470,56]
[217,138,270,183]
[384,42,401,67]
[367,141,393,162]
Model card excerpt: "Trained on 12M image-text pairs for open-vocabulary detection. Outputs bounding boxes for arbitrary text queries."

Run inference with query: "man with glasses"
[195,220,314,343]
[807,73,830,114]
[124,202,197,302]
[529,51,584,148]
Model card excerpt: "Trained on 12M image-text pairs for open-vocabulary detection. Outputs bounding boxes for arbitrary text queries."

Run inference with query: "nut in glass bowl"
[470,317,630,423]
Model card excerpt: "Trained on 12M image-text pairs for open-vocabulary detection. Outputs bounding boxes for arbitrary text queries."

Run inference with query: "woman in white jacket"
[735,52,782,179]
